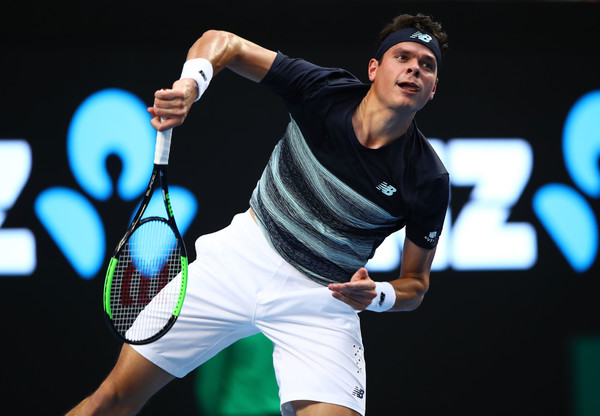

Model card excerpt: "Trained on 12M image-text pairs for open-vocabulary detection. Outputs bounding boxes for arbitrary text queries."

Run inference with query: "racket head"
[103,216,188,344]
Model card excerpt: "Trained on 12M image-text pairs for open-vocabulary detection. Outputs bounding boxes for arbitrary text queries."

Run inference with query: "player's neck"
[352,96,414,149]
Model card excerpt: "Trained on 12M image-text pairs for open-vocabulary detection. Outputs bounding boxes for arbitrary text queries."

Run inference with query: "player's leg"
[68,212,271,415]
[291,400,361,416]
[259,267,367,416]
[66,343,175,416]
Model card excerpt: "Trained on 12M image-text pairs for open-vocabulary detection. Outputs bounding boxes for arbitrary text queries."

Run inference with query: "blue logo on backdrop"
[533,90,600,272]
[35,88,197,279]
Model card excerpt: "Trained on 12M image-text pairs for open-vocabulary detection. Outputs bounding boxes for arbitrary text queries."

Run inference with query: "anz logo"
[368,90,600,274]
[33,88,197,279]
[0,140,35,274]
[1,89,599,277]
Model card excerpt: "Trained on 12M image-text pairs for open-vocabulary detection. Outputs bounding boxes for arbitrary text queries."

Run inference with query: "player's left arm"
[388,237,435,311]
[328,237,435,311]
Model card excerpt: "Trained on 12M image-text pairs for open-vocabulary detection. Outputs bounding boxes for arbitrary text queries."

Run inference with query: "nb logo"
[352,387,365,399]
[410,31,433,43]
[376,182,397,196]
[424,231,438,244]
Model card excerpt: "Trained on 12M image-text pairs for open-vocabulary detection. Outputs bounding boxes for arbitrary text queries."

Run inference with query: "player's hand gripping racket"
[103,123,188,345]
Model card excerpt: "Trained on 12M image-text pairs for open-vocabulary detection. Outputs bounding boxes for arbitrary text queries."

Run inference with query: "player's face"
[369,42,438,112]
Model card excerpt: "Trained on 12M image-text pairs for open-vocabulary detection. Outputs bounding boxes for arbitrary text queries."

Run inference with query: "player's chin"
[393,98,425,113]
[405,95,430,111]
[393,91,426,108]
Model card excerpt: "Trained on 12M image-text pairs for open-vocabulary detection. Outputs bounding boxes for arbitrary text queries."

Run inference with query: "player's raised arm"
[149,30,277,130]
[187,30,277,82]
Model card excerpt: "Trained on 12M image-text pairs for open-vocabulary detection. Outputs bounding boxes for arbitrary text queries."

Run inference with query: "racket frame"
[103,127,188,345]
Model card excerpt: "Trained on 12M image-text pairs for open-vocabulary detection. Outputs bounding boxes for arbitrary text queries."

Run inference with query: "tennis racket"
[103,123,188,345]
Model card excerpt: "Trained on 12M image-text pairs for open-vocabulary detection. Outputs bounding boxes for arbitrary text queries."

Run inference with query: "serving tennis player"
[68,12,449,416]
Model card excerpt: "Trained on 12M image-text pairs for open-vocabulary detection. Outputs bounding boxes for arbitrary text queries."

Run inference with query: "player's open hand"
[147,79,198,131]
[328,268,377,310]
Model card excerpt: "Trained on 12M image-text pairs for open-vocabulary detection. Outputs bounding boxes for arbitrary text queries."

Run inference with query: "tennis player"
[67,13,449,416]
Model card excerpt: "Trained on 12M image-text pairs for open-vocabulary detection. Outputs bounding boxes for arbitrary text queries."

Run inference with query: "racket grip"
[154,122,173,165]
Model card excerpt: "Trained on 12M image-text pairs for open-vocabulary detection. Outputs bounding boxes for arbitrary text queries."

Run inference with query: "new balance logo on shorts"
[376,182,397,196]
[352,387,365,399]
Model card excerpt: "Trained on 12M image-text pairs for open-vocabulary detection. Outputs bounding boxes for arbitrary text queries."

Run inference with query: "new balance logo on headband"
[375,27,442,65]
[410,31,433,43]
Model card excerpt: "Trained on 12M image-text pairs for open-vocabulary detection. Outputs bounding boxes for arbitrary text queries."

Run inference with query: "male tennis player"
[68,13,449,416]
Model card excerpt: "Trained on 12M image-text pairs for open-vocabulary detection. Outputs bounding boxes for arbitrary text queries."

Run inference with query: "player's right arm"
[187,30,277,82]
[149,30,277,130]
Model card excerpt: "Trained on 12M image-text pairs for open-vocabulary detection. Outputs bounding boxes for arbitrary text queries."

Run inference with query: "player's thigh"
[100,344,175,404]
[291,400,361,416]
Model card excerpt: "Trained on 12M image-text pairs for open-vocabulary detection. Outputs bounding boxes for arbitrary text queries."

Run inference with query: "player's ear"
[368,58,379,82]
[430,78,438,100]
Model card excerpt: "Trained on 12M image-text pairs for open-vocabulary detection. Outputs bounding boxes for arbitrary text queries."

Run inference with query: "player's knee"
[86,387,119,415]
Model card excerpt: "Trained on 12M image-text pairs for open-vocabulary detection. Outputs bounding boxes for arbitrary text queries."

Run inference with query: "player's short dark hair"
[376,14,448,61]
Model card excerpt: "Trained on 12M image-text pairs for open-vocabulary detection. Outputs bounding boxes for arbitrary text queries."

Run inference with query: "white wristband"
[180,58,213,102]
[366,282,396,312]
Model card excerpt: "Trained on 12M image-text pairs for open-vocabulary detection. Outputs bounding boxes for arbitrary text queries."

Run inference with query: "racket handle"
[154,120,173,165]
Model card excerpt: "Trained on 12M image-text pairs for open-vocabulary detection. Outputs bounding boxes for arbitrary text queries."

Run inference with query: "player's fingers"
[153,97,184,112]
[153,88,185,108]
[329,283,375,301]
[151,106,186,124]
[150,104,187,128]
[331,290,371,311]
[155,88,185,100]
[350,267,370,281]
[152,94,190,123]
[149,116,163,130]
[149,116,180,131]
[329,279,376,293]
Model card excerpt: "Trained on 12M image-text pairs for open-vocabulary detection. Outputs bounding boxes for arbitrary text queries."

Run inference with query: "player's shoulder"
[406,122,448,183]
[263,52,363,89]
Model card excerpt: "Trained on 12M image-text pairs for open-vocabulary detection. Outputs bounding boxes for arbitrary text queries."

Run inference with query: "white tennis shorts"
[132,211,367,415]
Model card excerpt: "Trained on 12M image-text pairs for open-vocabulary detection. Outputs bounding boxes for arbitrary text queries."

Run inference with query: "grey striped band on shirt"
[250,117,401,285]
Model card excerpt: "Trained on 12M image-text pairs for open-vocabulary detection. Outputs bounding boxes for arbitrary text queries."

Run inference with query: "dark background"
[2,1,599,415]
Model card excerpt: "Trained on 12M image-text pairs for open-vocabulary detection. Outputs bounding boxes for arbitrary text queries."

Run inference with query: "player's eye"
[422,61,436,72]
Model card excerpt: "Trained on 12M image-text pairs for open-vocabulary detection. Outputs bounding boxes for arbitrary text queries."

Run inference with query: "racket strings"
[109,219,183,342]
